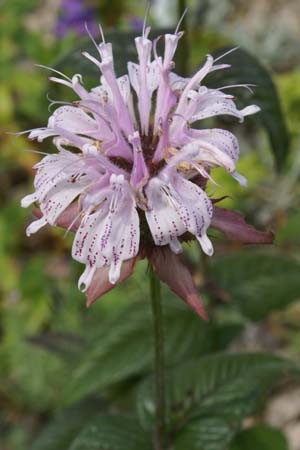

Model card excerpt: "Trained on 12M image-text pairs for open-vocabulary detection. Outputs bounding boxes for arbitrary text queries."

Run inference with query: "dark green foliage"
[30,400,103,450]
[69,416,151,450]
[31,412,151,450]
[31,351,296,450]
[174,416,236,450]
[211,251,300,320]
[137,352,297,432]
[230,425,289,450]
[62,302,212,404]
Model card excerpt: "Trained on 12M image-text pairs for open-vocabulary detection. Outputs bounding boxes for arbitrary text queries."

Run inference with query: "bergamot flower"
[21,24,273,318]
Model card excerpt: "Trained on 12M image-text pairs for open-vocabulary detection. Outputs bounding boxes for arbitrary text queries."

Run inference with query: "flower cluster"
[22,25,272,317]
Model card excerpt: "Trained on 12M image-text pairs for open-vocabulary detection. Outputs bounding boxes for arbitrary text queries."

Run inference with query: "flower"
[21,25,273,318]
[55,0,98,38]
[128,16,144,32]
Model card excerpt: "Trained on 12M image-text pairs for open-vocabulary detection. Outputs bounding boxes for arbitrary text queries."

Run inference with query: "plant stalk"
[149,266,167,450]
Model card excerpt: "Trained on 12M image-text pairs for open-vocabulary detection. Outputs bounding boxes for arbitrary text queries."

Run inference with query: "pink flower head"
[21,25,272,318]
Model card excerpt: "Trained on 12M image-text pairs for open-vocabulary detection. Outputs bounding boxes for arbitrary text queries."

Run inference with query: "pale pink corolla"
[21,26,270,318]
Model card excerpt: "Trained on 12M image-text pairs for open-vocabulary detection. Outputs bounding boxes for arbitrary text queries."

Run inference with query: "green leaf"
[211,251,300,320]
[230,425,289,450]
[69,415,151,450]
[63,303,153,404]
[63,301,212,404]
[137,352,297,430]
[205,47,290,171]
[27,331,86,358]
[213,323,244,351]
[174,416,236,450]
[30,400,103,450]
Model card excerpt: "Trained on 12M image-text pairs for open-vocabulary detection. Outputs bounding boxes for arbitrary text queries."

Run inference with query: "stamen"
[34,64,72,82]
[143,2,151,38]
[63,204,85,238]
[84,22,99,52]
[217,84,255,94]
[161,185,181,210]
[190,162,220,186]
[6,128,41,136]
[175,7,188,35]
[46,94,73,112]
[99,24,106,44]
[213,46,239,63]
[24,149,49,156]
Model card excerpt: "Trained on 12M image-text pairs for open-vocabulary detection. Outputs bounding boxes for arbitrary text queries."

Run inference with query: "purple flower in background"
[56,0,98,37]
[22,24,273,318]
[129,16,144,32]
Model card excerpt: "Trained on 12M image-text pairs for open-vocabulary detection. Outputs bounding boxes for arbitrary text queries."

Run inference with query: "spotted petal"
[72,175,140,290]
[190,90,260,122]
[189,128,240,163]
[146,173,214,255]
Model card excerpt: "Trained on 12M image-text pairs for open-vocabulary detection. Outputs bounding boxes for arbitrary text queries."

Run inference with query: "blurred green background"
[1,1,300,449]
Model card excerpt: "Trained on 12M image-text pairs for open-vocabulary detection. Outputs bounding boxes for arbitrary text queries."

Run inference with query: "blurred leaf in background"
[1,1,300,450]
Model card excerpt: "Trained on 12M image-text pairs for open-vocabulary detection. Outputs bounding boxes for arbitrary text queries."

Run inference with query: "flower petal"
[171,175,214,255]
[40,174,90,225]
[48,106,99,136]
[145,177,186,249]
[26,217,48,236]
[189,128,240,163]
[33,151,85,197]
[149,247,208,320]
[48,203,81,232]
[191,91,259,123]
[171,140,236,174]
[72,175,140,288]
[129,132,149,189]
[145,174,214,256]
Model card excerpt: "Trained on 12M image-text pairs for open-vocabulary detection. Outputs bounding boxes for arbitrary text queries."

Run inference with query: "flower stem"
[149,265,167,450]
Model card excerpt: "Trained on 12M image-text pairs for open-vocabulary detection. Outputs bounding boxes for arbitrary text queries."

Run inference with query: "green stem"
[149,266,166,450]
